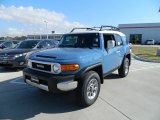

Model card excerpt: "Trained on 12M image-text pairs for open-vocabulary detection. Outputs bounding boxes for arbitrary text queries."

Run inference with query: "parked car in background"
[155,41,160,45]
[12,40,21,48]
[0,40,19,50]
[145,39,155,45]
[0,39,56,68]
[53,40,60,46]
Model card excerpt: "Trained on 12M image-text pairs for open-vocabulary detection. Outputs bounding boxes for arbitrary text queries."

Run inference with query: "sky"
[0,0,159,37]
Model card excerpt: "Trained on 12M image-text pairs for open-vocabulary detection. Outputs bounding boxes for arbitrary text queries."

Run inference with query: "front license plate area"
[31,76,39,83]
[1,60,7,64]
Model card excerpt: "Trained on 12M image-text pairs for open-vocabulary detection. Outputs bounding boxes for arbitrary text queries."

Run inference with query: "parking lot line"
[99,97,132,120]
[9,77,26,85]
[130,66,160,72]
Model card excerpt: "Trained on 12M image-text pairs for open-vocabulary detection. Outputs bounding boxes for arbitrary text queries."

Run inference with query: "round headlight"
[53,63,61,74]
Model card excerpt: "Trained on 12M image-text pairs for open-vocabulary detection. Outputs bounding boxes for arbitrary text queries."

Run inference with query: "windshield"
[59,33,100,48]
[147,40,154,41]
[16,40,40,49]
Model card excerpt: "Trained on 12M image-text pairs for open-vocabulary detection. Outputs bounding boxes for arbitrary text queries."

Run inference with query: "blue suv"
[23,26,131,107]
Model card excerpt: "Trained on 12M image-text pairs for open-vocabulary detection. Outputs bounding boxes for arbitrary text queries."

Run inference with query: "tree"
[0,37,5,40]
[13,36,27,40]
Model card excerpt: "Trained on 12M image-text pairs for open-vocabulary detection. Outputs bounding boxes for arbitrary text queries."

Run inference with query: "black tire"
[118,57,129,77]
[77,71,101,107]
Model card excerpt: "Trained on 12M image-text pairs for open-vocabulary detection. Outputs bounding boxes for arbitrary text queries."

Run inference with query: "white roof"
[66,30,125,37]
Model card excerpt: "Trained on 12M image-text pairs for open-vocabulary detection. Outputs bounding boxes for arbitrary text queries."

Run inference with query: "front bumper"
[23,68,78,92]
[0,57,26,68]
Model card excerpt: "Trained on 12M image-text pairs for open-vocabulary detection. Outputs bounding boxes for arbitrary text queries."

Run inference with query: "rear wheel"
[77,71,101,107]
[118,58,129,77]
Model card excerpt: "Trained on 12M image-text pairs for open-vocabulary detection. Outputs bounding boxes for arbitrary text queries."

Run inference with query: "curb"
[131,53,160,63]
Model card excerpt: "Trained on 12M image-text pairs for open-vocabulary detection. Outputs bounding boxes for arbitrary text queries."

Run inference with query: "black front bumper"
[0,57,26,68]
[23,68,75,93]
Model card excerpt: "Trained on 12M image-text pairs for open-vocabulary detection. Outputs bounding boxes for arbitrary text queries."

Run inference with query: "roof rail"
[70,25,119,33]
[70,27,97,33]
[93,25,119,31]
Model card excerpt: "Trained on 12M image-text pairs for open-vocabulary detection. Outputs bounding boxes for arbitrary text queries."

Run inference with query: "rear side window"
[114,34,123,46]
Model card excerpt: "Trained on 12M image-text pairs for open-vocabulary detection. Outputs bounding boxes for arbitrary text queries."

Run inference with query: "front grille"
[0,54,14,60]
[3,57,14,60]
[32,62,51,72]
[0,54,15,57]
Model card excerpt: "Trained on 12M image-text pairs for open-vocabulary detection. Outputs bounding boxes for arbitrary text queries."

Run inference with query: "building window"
[28,36,34,39]
[55,36,61,40]
[48,36,54,39]
[130,34,142,44]
[41,36,47,39]
[35,36,40,39]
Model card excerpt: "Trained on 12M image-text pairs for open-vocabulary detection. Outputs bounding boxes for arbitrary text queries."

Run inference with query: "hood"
[31,48,102,60]
[0,49,32,55]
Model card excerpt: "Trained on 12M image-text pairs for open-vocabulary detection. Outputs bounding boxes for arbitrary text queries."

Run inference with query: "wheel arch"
[76,63,104,84]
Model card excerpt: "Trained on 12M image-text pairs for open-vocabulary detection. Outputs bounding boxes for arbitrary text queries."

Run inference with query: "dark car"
[0,39,56,68]
[0,40,19,50]
[155,41,160,45]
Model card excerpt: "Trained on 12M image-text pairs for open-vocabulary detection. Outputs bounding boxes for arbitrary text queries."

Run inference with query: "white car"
[146,39,155,45]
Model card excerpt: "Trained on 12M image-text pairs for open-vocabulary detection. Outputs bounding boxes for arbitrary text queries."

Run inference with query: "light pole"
[44,20,48,39]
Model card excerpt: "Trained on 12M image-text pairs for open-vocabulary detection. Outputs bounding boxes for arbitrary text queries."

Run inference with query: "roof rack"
[70,25,119,33]
[93,25,120,31]
[70,27,97,33]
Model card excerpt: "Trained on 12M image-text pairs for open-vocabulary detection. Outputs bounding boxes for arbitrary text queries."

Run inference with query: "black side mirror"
[0,45,6,49]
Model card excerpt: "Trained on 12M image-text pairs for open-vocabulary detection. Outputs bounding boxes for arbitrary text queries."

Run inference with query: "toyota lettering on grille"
[36,64,44,69]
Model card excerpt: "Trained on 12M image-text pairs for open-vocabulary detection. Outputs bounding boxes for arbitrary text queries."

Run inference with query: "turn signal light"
[61,64,79,71]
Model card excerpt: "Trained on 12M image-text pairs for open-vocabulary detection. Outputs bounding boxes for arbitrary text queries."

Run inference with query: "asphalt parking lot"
[0,59,160,120]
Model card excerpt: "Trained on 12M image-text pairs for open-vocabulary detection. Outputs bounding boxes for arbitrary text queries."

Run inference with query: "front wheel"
[118,58,130,77]
[77,71,101,107]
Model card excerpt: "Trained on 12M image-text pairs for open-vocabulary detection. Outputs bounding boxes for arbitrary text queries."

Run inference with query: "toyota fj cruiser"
[23,26,131,107]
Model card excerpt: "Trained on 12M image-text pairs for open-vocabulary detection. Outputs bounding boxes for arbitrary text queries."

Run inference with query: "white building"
[119,23,160,44]
[27,33,63,41]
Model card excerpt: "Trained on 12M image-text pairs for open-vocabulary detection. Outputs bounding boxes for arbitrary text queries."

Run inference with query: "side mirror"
[107,40,115,49]
[0,45,6,49]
